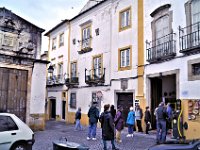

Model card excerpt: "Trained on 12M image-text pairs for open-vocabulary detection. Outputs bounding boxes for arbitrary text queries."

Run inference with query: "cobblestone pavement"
[33,121,157,150]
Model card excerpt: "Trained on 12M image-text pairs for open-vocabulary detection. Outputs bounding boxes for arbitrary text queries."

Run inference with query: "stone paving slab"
[33,121,157,150]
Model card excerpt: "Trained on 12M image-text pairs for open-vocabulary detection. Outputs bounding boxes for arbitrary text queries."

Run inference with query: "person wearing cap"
[114,105,124,143]
[126,106,135,137]
[144,106,151,134]
[155,102,167,144]
[87,101,99,141]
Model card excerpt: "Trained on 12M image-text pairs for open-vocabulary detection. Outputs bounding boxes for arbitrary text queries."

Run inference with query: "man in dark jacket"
[87,101,99,140]
[75,107,83,131]
[144,106,151,134]
[155,102,167,144]
[100,104,118,150]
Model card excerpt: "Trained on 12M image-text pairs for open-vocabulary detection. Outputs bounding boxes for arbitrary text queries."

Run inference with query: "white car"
[0,113,35,150]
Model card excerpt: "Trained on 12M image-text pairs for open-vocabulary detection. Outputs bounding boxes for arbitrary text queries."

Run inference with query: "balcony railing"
[46,74,65,86]
[78,37,92,54]
[179,22,200,53]
[146,33,176,63]
[65,76,79,87]
[85,68,105,85]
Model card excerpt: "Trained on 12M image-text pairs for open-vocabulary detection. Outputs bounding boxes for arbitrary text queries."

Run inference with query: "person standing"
[87,101,99,140]
[166,103,173,134]
[74,107,83,131]
[156,102,167,144]
[126,106,135,137]
[114,105,124,143]
[135,105,143,132]
[110,105,116,120]
[144,106,151,134]
[100,104,119,150]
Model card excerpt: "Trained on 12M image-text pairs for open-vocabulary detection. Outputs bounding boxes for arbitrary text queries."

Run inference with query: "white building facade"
[45,20,69,121]
[66,0,142,125]
[144,0,200,139]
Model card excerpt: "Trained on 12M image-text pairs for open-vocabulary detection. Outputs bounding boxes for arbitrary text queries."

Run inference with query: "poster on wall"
[188,100,200,121]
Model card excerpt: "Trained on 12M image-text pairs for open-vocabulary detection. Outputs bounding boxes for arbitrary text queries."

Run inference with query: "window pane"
[121,51,125,67]
[126,49,130,66]
[70,93,76,108]
[0,116,18,132]
[71,63,77,77]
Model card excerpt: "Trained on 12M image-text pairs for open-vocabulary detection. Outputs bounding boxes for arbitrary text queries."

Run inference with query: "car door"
[0,115,19,150]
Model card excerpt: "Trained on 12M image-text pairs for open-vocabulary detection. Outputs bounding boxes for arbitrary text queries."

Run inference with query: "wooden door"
[150,77,162,129]
[0,68,28,121]
[117,93,133,124]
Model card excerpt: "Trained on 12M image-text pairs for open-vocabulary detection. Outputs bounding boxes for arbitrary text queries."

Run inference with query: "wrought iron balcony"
[85,68,105,85]
[146,33,176,63]
[65,76,79,87]
[179,22,200,53]
[46,74,65,86]
[78,37,92,54]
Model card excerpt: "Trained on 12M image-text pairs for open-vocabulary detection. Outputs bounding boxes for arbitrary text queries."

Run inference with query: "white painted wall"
[47,22,69,119]
[30,62,46,114]
[68,0,139,114]
[144,0,200,100]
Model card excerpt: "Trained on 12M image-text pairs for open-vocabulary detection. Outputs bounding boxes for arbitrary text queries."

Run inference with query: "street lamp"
[48,64,54,79]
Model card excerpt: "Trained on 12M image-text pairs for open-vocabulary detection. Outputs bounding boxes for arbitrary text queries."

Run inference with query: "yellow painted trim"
[51,57,56,61]
[47,36,50,61]
[80,23,92,50]
[92,54,103,78]
[119,6,132,32]
[58,55,63,59]
[137,0,144,97]
[118,45,132,71]
[70,60,78,78]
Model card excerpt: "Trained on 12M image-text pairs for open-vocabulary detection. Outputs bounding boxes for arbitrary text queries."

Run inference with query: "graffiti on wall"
[188,100,200,121]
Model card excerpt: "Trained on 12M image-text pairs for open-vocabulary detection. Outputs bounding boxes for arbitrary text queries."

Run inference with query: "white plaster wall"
[70,0,112,87]
[111,0,138,79]
[47,90,63,116]
[30,62,46,114]
[144,0,200,99]
[49,23,69,76]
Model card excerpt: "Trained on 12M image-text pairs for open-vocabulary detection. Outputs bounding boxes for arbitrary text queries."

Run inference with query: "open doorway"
[117,93,133,124]
[50,99,56,119]
[150,74,176,129]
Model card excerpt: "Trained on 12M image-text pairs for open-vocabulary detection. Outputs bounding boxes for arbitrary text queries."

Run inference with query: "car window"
[0,116,18,132]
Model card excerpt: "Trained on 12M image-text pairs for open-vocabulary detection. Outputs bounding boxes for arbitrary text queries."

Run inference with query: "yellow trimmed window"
[119,46,132,71]
[52,38,56,50]
[119,7,131,31]
[59,33,64,47]
[82,25,91,49]
[93,55,102,78]
[71,62,77,78]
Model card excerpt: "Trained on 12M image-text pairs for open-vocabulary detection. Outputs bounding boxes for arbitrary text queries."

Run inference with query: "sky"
[1,0,88,52]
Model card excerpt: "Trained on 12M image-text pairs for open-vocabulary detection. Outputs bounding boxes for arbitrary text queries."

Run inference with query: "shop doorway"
[150,74,176,129]
[117,93,133,123]
[50,99,56,119]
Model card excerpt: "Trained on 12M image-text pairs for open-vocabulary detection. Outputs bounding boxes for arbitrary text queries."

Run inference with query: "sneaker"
[87,137,91,140]
[92,138,97,141]
[126,134,131,137]
[131,134,134,137]
[116,140,122,143]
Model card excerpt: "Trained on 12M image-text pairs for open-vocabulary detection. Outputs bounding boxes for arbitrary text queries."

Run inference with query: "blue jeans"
[128,124,134,134]
[88,123,97,138]
[103,139,116,150]
[156,120,166,143]
[75,119,82,130]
